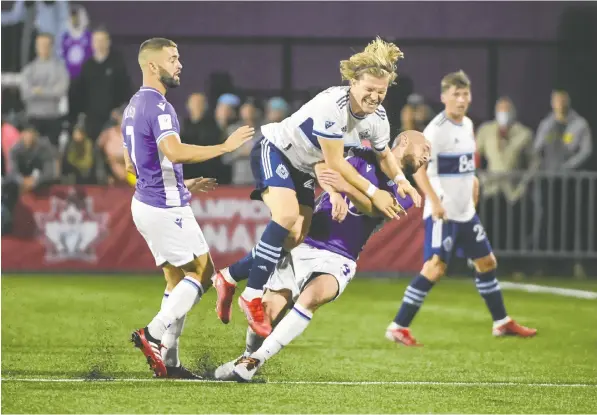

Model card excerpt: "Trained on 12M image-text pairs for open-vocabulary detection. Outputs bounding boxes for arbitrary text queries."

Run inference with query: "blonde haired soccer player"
[125,38,254,378]
[212,37,422,338]
[386,71,536,346]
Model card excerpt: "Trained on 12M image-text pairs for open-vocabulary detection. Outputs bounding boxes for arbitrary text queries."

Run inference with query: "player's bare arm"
[158,126,254,164]
[313,162,348,222]
[123,149,135,175]
[184,177,218,194]
[472,175,479,207]
[375,146,421,207]
[413,167,446,219]
[318,138,401,220]
[315,163,384,218]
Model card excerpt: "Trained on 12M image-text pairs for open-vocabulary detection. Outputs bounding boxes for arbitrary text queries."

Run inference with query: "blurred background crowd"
[1,1,595,274]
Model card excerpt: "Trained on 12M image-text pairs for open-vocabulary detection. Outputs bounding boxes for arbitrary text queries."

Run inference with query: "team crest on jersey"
[325,121,335,129]
[276,164,289,179]
[341,126,347,133]
[359,129,371,139]
[442,236,454,252]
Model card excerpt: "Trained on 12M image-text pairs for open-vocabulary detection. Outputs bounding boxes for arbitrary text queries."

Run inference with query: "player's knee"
[421,256,447,281]
[274,207,300,229]
[475,254,497,273]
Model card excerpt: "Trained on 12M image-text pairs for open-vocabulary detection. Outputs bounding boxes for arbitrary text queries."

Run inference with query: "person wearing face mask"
[476,97,536,252]
[477,97,536,203]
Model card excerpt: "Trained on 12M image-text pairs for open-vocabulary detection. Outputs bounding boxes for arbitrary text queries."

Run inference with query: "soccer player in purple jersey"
[213,131,430,382]
[123,38,254,378]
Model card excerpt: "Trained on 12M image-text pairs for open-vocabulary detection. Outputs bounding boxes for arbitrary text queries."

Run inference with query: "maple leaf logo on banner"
[34,188,109,262]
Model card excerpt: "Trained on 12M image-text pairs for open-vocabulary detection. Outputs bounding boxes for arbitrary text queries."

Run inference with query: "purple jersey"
[304,147,414,261]
[122,87,191,209]
[61,31,92,79]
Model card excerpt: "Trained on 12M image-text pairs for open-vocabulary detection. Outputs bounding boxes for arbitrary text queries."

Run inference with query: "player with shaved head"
[212,37,422,339]
[214,131,430,382]
[124,38,254,378]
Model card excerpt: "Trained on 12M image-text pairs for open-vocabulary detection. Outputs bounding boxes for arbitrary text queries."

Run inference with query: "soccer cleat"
[131,328,167,377]
[493,319,537,337]
[232,356,263,382]
[161,365,203,380]
[238,296,272,338]
[212,270,236,324]
[385,327,423,346]
[214,354,247,381]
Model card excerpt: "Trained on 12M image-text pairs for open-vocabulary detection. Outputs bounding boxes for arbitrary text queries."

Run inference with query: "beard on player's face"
[158,65,180,89]
[400,153,418,177]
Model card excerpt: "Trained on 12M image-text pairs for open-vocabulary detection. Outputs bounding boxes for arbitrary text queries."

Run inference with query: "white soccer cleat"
[214,354,247,381]
[232,356,263,382]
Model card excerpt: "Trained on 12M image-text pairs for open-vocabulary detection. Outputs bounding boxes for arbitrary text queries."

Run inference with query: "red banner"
[1,186,424,273]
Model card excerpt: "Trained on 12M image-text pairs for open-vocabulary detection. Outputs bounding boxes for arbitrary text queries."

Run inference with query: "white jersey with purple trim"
[422,112,476,222]
[260,86,391,175]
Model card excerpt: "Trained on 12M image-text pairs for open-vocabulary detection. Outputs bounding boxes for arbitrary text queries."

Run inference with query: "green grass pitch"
[2,275,596,413]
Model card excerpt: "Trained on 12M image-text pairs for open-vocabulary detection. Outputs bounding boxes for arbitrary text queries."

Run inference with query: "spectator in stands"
[60,4,92,80]
[406,93,433,131]
[2,0,70,66]
[264,96,289,123]
[1,120,22,174]
[61,115,95,184]
[223,97,263,185]
[476,97,537,250]
[214,93,240,133]
[534,90,592,171]
[19,32,69,147]
[181,92,226,182]
[532,90,593,252]
[70,27,132,141]
[96,105,127,185]
[4,122,59,193]
[477,97,537,202]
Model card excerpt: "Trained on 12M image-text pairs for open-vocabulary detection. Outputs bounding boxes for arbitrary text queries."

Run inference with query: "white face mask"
[496,111,511,127]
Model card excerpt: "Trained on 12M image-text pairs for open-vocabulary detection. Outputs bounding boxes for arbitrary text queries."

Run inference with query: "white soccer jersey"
[422,112,476,222]
[260,86,391,175]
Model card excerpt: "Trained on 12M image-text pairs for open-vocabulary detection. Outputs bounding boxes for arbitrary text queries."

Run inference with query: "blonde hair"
[441,70,471,92]
[340,37,404,85]
[138,37,177,67]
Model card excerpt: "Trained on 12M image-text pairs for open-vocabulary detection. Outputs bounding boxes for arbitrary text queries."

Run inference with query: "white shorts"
[131,197,209,267]
[265,243,357,303]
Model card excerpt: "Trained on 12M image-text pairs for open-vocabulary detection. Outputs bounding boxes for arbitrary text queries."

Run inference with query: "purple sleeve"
[380,179,414,210]
[149,104,180,145]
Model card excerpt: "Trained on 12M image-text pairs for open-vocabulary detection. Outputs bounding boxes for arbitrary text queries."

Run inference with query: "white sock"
[147,275,203,340]
[493,316,512,328]
[252,303,312,362]
[161,290,171,309]
[388,322,401,331]
[162,314,186,367]
[241,287,263,301]
[245,326,265,355]
[221,268,237,285]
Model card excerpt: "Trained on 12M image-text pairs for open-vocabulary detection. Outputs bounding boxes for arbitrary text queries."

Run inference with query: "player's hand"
[329,192,348,222]
[185,177,218,193]
[223,126,255,152]
[396,179,421,208]
[371,189,402,220]
[431,202,447,220]
[317,168,349,193]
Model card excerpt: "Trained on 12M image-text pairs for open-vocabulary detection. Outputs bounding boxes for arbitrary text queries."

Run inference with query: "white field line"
[499,282,597,299]
[1,378,596,388]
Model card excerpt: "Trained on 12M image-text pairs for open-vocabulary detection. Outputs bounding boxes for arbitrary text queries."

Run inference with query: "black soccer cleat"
[160,365,203,380]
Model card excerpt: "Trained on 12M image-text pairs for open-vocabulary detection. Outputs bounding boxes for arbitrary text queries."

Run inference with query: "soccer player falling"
[214,131,430,382]
[386,71,536,346]
[212,37,422,338]
[122,38,254,378]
